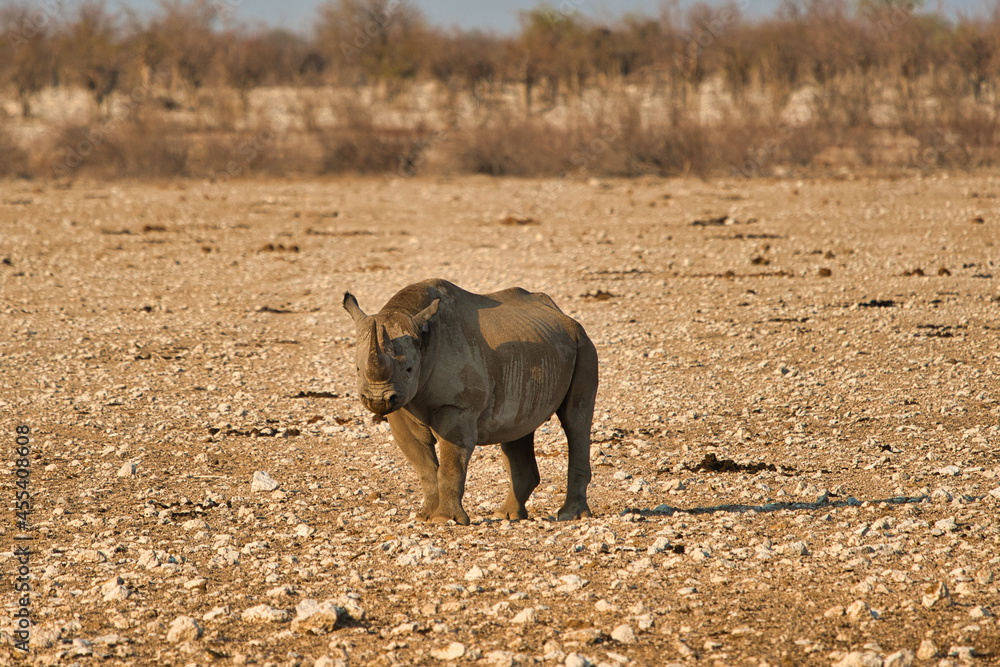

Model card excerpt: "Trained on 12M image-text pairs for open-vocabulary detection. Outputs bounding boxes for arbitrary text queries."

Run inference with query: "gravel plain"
[1,173,999,667]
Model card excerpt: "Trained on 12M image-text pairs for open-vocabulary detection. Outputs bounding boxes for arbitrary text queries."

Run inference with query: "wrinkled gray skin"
[342,279,598,525]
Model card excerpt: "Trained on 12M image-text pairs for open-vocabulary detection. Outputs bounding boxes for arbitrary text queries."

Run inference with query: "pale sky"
[99,0,996,34]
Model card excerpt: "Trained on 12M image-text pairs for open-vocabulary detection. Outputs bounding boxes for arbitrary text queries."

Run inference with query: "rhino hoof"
[430,511,470,526]
[557,504,592,521]
[495,503,528,521]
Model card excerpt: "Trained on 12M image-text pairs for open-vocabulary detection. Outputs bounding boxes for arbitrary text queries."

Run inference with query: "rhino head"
[342,292,439,415]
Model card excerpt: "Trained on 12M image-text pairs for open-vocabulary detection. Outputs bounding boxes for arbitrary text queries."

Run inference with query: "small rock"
[933,517,958,532]
[969,605,991,619]
[647,536,671,555]
[689,547,711,562]
[101,577,130,602]
[782,541,809,556]
[824,605,846,618]
[116,462,136,477]
[610,625,636,644]
[833,651,883,667]
[203,606,230,622]
[846,600,873,621]
[674,639,697,657]
[916,639,938,661]
[931,488,953,503]
[184,577,208,592]
[922,581,950,608]
[464,565,484,581]
[484,650,515,667]
[251,471,280,492]
[182,518,209,531]
[948,646,975,660]
[166,616,202,643]
[511,607,536,624]
[883,648,914,667]
[934,465,961,476]
[564,653,592,667]
[430,641,466,660]
[291,599,347,634]
[241,604,290,623]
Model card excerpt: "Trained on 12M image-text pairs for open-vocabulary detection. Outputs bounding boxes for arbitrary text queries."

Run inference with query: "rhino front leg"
[387,411,439,521]
[430,408,477,525]
[497,433,540,521]
[556,336,598,521]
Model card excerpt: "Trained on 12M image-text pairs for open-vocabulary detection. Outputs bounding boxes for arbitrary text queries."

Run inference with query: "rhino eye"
[406,367,413,374]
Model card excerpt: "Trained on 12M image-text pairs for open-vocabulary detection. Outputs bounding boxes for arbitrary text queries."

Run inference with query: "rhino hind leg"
[386,411,440,521]
[497,433,540,521]
[556,335,598,521]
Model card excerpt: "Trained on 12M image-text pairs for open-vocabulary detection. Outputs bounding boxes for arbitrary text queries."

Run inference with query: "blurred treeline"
[2,0,1000,178]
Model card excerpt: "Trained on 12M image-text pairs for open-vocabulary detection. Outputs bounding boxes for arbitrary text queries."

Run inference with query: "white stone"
[689,547,711,562]
[832,651,883,667]
[883,649,914,667]
[116,462,136,477]
[511,607,536,624]
[564,653,592,667]
[484,650,515,667]
[182,518,209,531]
[203,606,230,622]
[291,599,345,635]
[934,465,961,476]
[241,604,290,623]
[933,517,958,532]
[430,642,466,660]
[922,581,950,608]
[846,600,873,621]
[782,541,809,556]
[464,565,484,581]
[647,536,671,554]
[916,639,938,661]
[183,577,207,591]
[166,616,202,643]
[251,471,280,492]
[101,576,130,602]
[610,625,637,644]
[948,646,975,660]
[969,605,991,619]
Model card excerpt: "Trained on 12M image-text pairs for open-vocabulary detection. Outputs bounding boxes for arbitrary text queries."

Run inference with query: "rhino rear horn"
[412,299,440,334]
[378,324,396,356]
[367,320,393,381]
[343,292,366,324]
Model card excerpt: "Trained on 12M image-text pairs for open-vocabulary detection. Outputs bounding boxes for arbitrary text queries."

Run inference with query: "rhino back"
[389,280,588,444]
[467,288,582,444]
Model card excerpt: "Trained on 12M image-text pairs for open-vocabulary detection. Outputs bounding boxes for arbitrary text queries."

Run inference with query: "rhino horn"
[366,321,394,381]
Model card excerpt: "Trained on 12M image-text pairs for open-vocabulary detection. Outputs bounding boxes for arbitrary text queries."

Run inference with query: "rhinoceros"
[342,279,598,525]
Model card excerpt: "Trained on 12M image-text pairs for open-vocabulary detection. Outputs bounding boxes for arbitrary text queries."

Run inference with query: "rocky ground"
[0,172,998,667]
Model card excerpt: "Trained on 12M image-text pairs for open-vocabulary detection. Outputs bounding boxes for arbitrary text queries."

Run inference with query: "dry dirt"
[1,173,999,667]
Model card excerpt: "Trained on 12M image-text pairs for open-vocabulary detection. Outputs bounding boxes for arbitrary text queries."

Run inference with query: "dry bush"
[49,109,189,178]
[0,123,30,177]
[453,111,573,176]
[318,113,431,175]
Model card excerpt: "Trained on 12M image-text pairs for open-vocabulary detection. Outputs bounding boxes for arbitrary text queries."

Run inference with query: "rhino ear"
[411,299,440,334]
[343,292,367,324]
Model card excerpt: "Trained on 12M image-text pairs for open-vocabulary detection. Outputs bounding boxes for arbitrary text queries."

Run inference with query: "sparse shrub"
[50,109,189,178]
[455,111,572,176]
[0,122,30,177]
